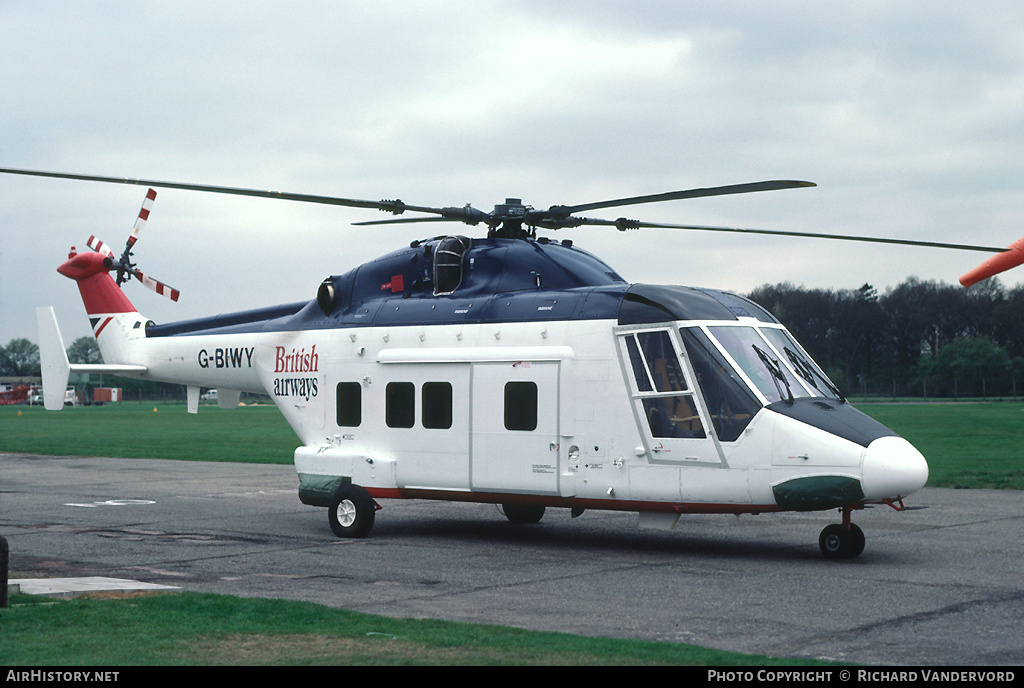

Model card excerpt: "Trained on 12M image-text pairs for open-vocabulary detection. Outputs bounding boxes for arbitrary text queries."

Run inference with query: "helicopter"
[5,166,1022,559]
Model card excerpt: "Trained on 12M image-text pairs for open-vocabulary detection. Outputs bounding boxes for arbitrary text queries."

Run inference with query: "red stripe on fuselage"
[93,317,113,338]
[368,487,782,515]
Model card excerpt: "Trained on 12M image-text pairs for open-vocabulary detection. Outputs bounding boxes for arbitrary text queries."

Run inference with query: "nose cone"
[861,436,929,501]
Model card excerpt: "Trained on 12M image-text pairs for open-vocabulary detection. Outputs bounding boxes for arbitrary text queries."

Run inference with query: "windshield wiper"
[784,347,845,402]
[752,344,793,404]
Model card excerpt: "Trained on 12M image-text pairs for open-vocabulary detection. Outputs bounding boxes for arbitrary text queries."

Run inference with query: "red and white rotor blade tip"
[959,236,1024,287]
[127,188,157,249]
[87,235,115,257]
[134,269,180,302]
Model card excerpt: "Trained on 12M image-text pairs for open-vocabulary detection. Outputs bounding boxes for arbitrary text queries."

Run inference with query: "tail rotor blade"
[82,189,178,300]
[87,235,115,257]
[128,188,157,249]
[132,269,180,302]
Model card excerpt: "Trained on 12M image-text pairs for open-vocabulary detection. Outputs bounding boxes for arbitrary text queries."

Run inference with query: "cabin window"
[336,382,362,427]
[623,330,705,439]
[504,381,538,431]
[422,381,453,429]
[679,328,761,442]
[386,382,415,428]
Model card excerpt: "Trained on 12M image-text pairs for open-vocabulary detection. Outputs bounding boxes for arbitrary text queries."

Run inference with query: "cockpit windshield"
[759,327,844,401]
[704,325,842,404]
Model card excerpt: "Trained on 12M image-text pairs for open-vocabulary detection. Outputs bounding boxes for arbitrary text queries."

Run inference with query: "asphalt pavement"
[2,453,1022,666]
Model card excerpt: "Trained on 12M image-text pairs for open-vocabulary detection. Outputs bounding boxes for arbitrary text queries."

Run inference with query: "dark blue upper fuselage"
[146,236,778,337]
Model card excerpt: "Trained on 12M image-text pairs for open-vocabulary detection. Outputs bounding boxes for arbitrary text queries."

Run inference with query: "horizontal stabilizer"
[69,363,148,375]
[960,237,1024,287]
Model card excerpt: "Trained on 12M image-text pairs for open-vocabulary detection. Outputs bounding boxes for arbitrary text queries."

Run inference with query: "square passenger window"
[504,381,538,431]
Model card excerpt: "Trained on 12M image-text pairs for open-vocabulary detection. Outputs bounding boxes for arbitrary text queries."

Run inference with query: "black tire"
[819,523,864,559]
[847,523,866,558]
[501,503,546,524]
[328,484,375,538]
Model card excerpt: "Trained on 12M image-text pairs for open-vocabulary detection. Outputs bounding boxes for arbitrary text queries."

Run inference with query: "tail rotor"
[86,188,181,302]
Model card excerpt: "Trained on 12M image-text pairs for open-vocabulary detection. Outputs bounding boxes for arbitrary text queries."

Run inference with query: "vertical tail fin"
[36,307,72,411]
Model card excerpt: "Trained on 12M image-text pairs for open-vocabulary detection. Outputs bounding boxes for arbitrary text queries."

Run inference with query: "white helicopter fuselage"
[40,236,928,558]
[118,314,925,514]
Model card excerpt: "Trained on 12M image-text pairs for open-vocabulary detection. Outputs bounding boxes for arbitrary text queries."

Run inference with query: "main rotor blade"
[960,236,1024,286]
[0,167,440,216]
[353,217,463,226]
[354,204,490,226]
[557,180,816,216]
[580,218,1008,253]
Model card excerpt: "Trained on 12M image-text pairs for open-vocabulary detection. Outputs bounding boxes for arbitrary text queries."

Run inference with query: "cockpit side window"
[624,336,653,392]
[679,328,762,442]
[638,331,688,393]
[622,330,706,440]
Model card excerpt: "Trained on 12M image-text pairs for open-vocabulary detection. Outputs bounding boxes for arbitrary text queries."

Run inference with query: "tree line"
[1,336,184,401]
[748,277,1024,399]
[5,275,1024,400]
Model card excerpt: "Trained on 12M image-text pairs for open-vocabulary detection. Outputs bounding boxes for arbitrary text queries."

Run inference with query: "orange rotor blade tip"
[959,236,1024,287]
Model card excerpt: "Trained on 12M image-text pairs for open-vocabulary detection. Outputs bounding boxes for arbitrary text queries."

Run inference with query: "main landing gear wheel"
[501,503,546,524]
[328,484,376,538]
[818,523,865,559]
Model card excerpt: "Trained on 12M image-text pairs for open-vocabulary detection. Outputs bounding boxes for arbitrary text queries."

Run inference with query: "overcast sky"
[3,1,1023,346]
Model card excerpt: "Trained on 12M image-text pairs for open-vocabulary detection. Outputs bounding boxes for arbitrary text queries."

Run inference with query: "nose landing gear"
[819,506,865,559]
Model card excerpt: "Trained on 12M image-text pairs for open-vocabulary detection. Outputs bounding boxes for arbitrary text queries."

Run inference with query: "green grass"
[857,402,1024,490]
[0,402,298,464]
[0,592,833,666]
[2,400,1022,488]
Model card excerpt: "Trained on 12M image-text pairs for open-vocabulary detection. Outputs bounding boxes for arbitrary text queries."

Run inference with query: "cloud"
[2,1,1023,346]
